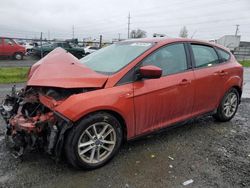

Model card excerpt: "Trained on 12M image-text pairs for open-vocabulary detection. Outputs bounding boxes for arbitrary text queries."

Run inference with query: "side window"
[63,43,70,48]
[142,43,188,76]
[191,44,219,68]
[56,43,63,47]
[4,38,13,45]
[216,48,230,62]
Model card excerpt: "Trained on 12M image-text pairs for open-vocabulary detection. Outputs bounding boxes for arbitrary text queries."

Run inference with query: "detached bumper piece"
[0,86,72,160]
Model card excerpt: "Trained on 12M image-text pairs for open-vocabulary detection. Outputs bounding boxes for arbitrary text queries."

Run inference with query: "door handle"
[214,70,228,76]
[179,79,191,86]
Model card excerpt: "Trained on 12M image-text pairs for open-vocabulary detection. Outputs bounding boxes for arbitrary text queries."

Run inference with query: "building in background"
[234,41,250,61]
[215,35,250,60]
[216,35,241,51]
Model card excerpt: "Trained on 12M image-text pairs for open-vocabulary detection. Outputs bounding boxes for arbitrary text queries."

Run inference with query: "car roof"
[123,37,229,51]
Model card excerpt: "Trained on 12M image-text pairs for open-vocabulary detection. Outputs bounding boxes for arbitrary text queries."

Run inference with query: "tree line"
[130,26,188,38]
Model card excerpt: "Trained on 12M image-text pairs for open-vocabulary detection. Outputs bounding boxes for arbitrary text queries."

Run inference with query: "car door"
[3,38,15,56]
[133,43,195,135]
[62,43,71,51]
[190,43,227,115]
[0,38,3,56]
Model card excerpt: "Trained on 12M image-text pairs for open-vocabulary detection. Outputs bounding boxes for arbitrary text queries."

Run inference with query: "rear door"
[133,43,195,135]
[190,43,228,115]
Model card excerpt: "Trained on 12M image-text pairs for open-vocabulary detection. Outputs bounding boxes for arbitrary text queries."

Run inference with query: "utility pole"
[127,12,131,39]
[99,35,102,49]
[118,33,121,41]
[48,30,50,41]
[40,32,43,58]
[235,24,240,36]
[72,25,75,39]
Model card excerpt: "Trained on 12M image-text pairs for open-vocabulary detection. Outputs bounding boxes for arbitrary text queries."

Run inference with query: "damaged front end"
[0,48,108,161]
[0,85,83,159]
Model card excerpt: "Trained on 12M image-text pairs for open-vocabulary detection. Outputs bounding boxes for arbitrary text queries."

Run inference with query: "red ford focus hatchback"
[0,38,243,169]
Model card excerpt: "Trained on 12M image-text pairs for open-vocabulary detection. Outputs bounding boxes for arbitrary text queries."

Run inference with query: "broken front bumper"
[0,86,73,159]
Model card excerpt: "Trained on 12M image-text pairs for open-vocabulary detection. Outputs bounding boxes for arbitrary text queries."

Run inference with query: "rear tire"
[213,88,239,122]
[64,112,123,170]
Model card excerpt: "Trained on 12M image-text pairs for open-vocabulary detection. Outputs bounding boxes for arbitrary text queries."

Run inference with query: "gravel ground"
[0,61,249,187]
[0,56,38,67]
[0,86,250,187]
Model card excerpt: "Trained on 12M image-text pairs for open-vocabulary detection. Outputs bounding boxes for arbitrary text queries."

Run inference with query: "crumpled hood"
[27,48,108,88]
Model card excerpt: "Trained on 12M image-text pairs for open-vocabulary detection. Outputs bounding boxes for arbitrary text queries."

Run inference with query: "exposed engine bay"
[0,85,89,159]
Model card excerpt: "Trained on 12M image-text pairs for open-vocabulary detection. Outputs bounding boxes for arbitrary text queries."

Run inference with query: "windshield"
[80,42,153,74]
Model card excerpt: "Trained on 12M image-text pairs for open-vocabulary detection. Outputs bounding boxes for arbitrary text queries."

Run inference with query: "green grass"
[240,60,250,67]
[0,67,29,84]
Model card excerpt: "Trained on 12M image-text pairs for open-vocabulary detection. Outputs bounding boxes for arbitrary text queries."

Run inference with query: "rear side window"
[191,44,219,68]
[217,48,230,62]
[4,38,13,45]
[54,43,63,47]
[142,43,188,76]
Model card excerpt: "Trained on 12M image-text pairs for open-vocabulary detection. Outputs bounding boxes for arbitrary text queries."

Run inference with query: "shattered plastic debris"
[150,154,156,158]
[168,156,174,160]
[182,179,194,186]
[230,129,237,133]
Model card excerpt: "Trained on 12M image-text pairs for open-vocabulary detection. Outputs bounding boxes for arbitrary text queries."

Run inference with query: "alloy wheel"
[223,92,238,118]
[77,122,116,164]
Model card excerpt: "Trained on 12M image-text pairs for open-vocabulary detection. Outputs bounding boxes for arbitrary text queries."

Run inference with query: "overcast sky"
[0,0,250,41]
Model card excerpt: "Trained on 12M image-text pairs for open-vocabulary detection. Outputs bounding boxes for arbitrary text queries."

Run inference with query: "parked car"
[84,46,99,55]
[23,42,34,55]
[17,41,34,55]
[32,42,85,59]
[0,38,243,170]
[0,37,26,60]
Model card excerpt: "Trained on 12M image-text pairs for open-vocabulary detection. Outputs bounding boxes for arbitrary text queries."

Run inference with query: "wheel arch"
[232,85,242,98]
[222,75,242,100]
[75,109,128,141]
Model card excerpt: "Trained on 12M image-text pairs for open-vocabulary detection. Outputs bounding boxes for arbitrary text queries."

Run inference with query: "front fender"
[54,84,135,138]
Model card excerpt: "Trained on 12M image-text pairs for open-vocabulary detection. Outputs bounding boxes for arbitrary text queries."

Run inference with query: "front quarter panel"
[55,84,135,138]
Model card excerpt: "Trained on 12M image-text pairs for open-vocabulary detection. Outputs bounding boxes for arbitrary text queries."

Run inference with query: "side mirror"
[138,65,162,79]
[8,42,13,46]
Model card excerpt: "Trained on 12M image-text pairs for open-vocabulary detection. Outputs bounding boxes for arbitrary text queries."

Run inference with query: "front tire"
[14,52,23,60]
[213,88,239,122]
[65,112,123,170]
